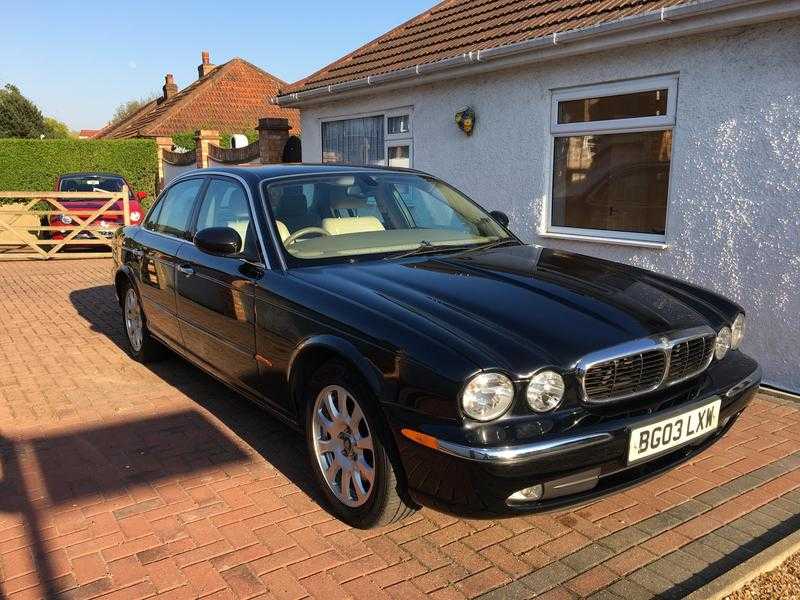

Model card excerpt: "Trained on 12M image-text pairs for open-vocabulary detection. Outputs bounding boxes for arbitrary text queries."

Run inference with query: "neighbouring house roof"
[100,57,300,139]
[77,129,100,139]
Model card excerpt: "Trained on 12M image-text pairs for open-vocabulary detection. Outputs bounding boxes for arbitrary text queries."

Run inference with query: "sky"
[0,1,434,130]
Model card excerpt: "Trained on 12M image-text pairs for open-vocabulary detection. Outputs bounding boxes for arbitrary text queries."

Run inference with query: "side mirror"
[135,191,148,201]
[194,227,241,256]
[490,210,510,228]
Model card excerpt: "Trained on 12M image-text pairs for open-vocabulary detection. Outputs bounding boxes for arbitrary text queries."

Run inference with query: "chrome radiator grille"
[578,326,717,403]
[665,334,715,383]
[583,350,667,402]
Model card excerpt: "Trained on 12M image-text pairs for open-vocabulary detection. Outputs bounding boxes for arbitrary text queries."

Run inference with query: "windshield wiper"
[452,238,522,256]
[383,240,441,260]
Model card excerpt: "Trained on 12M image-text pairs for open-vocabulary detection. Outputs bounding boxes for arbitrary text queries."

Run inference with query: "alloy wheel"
[124,288,143,352]
[311,384,375,507]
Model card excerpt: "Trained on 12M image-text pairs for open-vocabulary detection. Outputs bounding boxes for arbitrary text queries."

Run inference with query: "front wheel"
[305,360,416,528]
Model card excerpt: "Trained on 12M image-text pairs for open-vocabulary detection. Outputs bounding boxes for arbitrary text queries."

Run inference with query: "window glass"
[196,179,258,259]
[148,178,203,237]
[59,175,125,193]
[263,173,510,263]
[388,145,411,168]
[322,116,385,165]
[387,115,410,135]
[557,89,668,124]
[551,130,672,235]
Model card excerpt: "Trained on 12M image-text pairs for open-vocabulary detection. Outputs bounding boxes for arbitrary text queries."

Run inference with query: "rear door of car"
[135,177,206,346]
[174,176,263,392]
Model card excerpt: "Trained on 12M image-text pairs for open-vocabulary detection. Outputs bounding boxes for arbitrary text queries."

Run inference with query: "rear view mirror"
[490,210,510,228]
[194,227,241,256]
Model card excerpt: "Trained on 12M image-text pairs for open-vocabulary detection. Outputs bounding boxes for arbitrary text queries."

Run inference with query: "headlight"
[461,373,514,421]
[526,370,565,412]
[715,326,731,360]
[129,211,142,223]
[61,214,73,224]
[731,314,745,349]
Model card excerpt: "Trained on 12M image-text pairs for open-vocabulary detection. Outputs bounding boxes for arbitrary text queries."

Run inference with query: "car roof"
[60,172,125,178]
[175,164,433,187]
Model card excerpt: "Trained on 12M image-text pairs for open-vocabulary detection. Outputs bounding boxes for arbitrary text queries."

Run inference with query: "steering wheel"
[285,226,332,245]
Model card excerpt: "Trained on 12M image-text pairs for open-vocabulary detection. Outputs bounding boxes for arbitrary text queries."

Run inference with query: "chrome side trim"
[576,325,716,404]
[436,432,613,464]
[725,366,762,398]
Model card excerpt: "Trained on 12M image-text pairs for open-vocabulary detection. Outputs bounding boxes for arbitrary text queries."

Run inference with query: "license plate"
[628,398,721,463]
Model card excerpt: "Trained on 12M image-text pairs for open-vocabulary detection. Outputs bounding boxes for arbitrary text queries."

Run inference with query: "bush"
[0,138,158,198]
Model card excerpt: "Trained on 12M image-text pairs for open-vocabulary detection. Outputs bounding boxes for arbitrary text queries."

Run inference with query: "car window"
[146,178,204,238]
[262,173,510,263]
[195,178,259,260]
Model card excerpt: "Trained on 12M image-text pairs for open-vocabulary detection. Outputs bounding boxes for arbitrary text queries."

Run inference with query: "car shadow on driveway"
[67,284,322,505]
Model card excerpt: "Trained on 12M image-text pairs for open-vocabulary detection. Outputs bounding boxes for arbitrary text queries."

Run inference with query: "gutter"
[274,0,800,107]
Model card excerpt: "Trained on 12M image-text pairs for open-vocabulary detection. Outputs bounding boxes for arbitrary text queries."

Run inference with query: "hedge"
[0,138,158,198]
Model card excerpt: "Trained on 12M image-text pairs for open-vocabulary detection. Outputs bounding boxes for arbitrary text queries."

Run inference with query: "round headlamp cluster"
[715,326,731,360]
[527,370,565,412]
[60,214,73,224]
[461,373,514,421]
[731,313,746,349]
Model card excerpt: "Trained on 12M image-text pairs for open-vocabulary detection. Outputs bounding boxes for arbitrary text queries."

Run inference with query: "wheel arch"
[114,265,136,307]
[288,335,385,423]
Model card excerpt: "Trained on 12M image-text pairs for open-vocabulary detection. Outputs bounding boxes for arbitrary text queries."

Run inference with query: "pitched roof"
[280,0,691,95]
[77,129,101,138]
[101,58,299,139]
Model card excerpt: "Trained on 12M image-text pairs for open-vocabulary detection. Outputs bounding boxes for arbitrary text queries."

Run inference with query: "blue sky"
[0,1,434,130]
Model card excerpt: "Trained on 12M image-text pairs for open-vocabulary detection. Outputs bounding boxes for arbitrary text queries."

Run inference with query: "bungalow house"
[275,0,800,393]
[99,51,300,141]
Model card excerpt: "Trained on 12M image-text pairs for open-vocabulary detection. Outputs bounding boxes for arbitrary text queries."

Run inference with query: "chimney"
[198,51,215,78]
[162,73,178,100]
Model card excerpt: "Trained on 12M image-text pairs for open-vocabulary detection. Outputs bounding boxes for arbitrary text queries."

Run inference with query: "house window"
[322,109,413,168]
[547,75,677,245]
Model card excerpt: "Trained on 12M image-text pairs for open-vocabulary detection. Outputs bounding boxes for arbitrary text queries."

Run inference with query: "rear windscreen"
[59,175,125,193]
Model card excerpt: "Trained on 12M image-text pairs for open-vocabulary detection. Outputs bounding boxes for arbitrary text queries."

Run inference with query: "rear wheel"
[305,360,416,528]
[122,284,166,363]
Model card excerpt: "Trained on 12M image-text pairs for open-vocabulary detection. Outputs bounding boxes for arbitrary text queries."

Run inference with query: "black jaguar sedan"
[112,165,761,528]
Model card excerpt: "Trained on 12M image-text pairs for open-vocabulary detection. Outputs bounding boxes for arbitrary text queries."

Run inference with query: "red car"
[49,173,146,241]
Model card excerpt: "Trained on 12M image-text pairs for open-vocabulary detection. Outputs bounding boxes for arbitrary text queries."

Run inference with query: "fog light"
[508,484,543,503]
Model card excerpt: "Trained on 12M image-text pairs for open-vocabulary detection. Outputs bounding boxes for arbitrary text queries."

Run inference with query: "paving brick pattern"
[0,258,798,599]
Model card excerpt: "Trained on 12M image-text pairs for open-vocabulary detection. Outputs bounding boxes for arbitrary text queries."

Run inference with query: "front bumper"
[392,353,761,517]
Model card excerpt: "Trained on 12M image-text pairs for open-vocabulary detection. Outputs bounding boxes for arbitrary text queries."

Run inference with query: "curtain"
[322,116,385,165]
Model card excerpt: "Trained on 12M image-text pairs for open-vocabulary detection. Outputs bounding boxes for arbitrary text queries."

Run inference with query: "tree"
[42,116,71,139]
[109,95,156,126]
[0,84,46,138]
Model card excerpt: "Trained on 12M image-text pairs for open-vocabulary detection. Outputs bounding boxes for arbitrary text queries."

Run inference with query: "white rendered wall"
[299,19,800,392]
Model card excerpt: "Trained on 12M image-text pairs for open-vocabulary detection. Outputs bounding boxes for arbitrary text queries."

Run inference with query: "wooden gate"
[0,189,130,260]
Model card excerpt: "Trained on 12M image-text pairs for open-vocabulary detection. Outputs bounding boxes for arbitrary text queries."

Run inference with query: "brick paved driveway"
[0,258,798,600]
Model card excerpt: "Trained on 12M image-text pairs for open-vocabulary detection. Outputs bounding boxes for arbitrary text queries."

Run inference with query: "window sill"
[538,230,669,250]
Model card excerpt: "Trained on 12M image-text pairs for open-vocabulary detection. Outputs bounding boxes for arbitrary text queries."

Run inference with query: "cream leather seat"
[275,220,290,242]
[322,216,385,236]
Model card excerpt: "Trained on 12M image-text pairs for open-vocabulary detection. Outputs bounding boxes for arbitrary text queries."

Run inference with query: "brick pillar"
[155,136,173,191]
[195,130,220,168]
[257,118,291,164]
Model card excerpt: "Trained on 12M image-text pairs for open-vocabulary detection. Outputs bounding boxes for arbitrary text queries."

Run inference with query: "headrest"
[277,193,308,216]
[329,186,368,211]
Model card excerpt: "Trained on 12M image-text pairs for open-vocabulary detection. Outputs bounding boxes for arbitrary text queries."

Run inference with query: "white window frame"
[319,106,414,168]
[543,74,678,248]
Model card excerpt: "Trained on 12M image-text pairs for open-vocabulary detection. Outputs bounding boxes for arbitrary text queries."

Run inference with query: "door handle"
[177,265,195,276]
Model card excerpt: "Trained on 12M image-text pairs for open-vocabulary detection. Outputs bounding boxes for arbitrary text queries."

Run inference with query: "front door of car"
[175,177,262,393]
[135,177,206,346]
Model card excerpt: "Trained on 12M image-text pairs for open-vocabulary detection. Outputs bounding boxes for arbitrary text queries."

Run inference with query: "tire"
[121,282,166,363]
[305,359,417,528]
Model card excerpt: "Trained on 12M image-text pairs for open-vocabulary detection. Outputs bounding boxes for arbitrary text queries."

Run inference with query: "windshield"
[59,175,125,193]
[262,172,511,262]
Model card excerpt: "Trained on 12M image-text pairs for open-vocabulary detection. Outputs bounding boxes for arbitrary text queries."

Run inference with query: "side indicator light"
[400,428,440,450]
